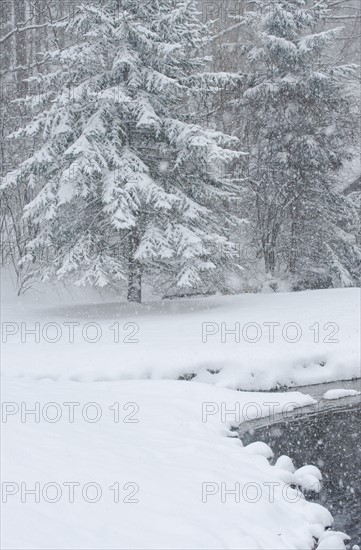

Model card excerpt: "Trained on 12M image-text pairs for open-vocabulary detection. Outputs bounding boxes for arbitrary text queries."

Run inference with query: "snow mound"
[292,465,323,493]
[323,388,360,400]
[274,455,295,473]
[244,441,274,459]
[317,530,350,549]
[295,465,323,480]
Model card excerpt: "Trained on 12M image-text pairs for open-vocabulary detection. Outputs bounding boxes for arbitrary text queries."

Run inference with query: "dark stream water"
[240,402,361,548]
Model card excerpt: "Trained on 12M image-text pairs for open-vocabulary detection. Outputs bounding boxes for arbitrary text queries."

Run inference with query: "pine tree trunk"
[127,264,142,303]
[264,248,275,275]
[15,0,28,97]
[127,231,142,303]
[289,206,298,276]
[263,236,276,276]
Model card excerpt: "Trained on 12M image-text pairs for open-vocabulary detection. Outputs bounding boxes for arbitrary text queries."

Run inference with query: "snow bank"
[1,281,360,390]
[323,388,361,400]
[316,530,350,549]
[1,378,331,550]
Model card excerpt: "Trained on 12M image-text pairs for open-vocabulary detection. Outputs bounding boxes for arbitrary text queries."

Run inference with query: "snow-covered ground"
[2,379,331,550]
[1,277,360,549]
[1,277,360,389]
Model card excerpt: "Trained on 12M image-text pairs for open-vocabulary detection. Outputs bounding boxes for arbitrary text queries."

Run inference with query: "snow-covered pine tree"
[234,0,360,287]
[1,0,243,301]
